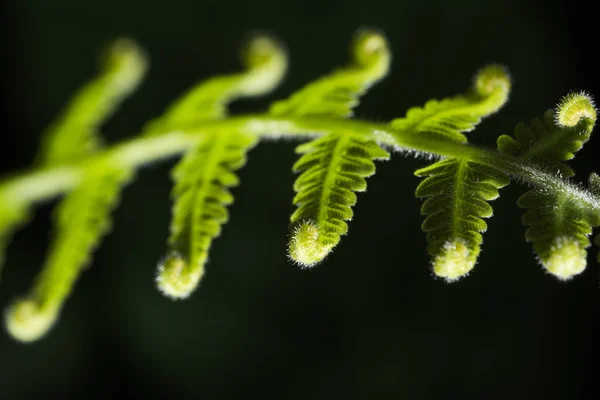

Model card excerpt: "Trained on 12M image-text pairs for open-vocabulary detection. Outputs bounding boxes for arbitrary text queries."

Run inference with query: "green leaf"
[288,134,389,267]
[391,64,511,143]
[497,93,596,178]
[1,39,146,284]
[269,29,390,118]
[518,190,600,280]
[404,65,511,281]
[498,92,598,278]
[38,38,147,165]
[158,132,257,298]
[5,166,131,342]
[415,159,509,281]
[156,35,287,299]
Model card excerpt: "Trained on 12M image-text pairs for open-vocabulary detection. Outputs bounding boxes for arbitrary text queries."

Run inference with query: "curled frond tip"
[555,91,597,127]
[432,240,476,282]
[352,28,390,69]
[474,64,511,96]
[540,237,587,281]
[156,253,205,300]
[288,221,334,268]
[5,299,57,343]
[103,37,148,94]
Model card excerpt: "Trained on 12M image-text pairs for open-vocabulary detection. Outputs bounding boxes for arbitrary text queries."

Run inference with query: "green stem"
[1,114,598,214]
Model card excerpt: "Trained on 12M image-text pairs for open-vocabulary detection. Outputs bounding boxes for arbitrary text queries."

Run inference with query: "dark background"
[1,0,598,398]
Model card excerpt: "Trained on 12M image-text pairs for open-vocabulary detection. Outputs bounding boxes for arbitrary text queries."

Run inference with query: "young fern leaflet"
[395,66,511,280]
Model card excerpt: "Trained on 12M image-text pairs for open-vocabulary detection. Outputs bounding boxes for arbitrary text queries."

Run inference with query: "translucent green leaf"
[157,35,287,299]
[498,92,598,278]
[518,190,600,280]
[415,159,509,281]
[269,29,390,118]
[1,39,146,285]
[288,134,389,267]
[5,166,131,342]
[391,64,511,143]
[159,132,258,299]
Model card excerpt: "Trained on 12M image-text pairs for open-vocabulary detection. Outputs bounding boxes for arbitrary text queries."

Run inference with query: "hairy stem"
[1,115,598,214]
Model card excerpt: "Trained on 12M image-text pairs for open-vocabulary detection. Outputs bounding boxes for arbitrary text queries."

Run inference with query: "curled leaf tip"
[156,253,205,299]
[5,299,57,343]
[541,237,587,281]
[242,34,287,68]
[555,91,596,127]
[103,37,148,94]
[433,240,476,282]
[288,221,334,268]
[352,28,390,69]
[474,64,511,96]
[239,33,288,96]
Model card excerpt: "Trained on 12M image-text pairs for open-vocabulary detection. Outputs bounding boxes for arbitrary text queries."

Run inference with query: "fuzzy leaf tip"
[555,91,596,128]
[156,253,205,300]
[432,239,476,282]
[540,237,587,281]
[5,299,58,343]
[288,221,334,268]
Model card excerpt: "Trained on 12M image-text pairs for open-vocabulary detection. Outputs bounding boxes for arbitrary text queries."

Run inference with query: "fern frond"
[498,92,598,278]
[39,38,147,164]
[156,36,287,298]
[415,159,509,281]
[517,189,599,280]
[3,39,146,341]
[391,64,510,143]
[279,30,390,266]
[158,132,257,298]
[0,39,145,282]
[5,166,131,342]
[289,135,389,267]
[269,29,390,117]
[401,66,511,280]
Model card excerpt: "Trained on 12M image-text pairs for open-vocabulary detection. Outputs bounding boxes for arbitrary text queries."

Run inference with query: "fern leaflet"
[415,159,509,280]
[4,40,146,342]
[155,36,287,298]
[498,92,598,279]
[289,135,389,266]
[403,65,511,280]
[518,190,599,280]
[277,30,390,266]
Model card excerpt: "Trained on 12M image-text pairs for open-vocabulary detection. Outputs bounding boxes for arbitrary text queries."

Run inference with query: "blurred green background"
[1,0,599,398]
